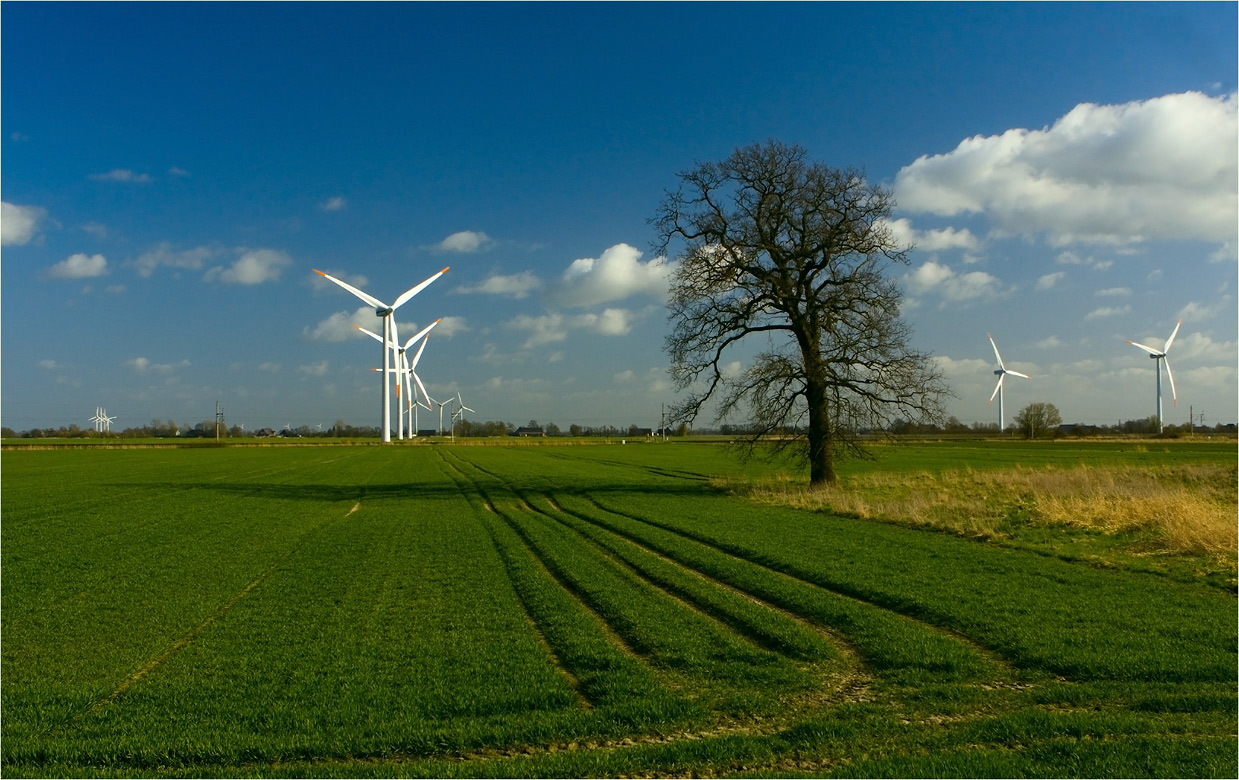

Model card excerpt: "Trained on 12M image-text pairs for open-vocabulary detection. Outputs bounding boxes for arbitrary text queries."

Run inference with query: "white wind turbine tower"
[450,393,474,443]
[1126,318,1181,434]
[101,410,115,433]
[90,407,104,433]
[987,334,1030,433]
[313,267,448,442]
[354,319,441,439]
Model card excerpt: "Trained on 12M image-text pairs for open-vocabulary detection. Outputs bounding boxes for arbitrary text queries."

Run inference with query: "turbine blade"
[988,375,1004,404]
[1007,370,1031,379]
[987,333,1005,369]
[402,318,441,350]
[391,267,449,310]
[353,324,385,344]
[413,371,431,408]
[314,270,386,310]
[462,405,475,413]
[410,335,430,369]
[1163,319,1182,353]
[1163,358,1177,404]
[1126,340,1161,356]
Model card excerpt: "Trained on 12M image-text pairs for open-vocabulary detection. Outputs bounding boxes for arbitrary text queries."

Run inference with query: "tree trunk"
[805,371,836,487]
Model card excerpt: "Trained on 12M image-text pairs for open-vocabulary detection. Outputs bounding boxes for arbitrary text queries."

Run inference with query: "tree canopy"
[654,140,949,485]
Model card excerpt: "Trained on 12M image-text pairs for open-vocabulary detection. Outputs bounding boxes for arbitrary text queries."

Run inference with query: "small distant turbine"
[450,393,474,443]
[354,319,440,440]
[1126,319,1180,434]
[987,334,1030,433]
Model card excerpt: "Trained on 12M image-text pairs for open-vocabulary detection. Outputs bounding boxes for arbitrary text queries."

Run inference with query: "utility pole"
[215,401,225,443]
[661,403,666,442]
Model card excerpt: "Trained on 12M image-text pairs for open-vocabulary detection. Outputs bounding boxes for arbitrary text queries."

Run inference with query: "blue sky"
[3,2,1236,433]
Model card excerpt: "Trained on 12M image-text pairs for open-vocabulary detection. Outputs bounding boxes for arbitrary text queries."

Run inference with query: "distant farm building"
[513,426,545,437]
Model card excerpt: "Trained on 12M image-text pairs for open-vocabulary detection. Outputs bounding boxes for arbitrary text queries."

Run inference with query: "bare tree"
[654,140,949,486]
[1015,402,1062,439]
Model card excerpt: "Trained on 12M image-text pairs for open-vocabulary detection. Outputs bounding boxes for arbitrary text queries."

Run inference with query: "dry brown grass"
[720,463,1238,559]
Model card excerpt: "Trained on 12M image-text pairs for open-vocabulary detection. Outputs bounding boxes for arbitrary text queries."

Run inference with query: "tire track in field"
[444,451,755,668]
[449,454,873,708]
[439,451,655,669]
[574,492,1016,676]
[433,452,594,710]
[55,497,363,731]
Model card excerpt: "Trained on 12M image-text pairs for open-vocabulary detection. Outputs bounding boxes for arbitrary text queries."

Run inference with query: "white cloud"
[883,218,980,252]
[300,361,330,377]
[903,259,1007,304]
[1084,305,1131,321]
[169,166,191,177]
[46,253,108,279]
[614,370,635,383]
[2,201,48,246]
[455,271,541,299]
[549,243,675,307]
[508,308,635,348]
[1095,286,1131,297]
[133,243,217,277]
[895,91,1239,247]
[1034,336,1064,349]
[304,306,378,342]
[434,230,494,253]
[1171,331,1236,362]
[321,196,347,212]
[434,316,469,338]
[127,357,189,375]
[205,249,292,285]
[1178,298,1232,322]
[39,359,59,370]
[1036,272,1065,291]
[89,169,152,183]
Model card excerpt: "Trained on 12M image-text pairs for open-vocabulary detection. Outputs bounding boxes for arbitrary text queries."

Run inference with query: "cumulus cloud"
[2,201,48,246]
[1034,336,1065,349]
[434,230,494,253]
[1084,305,1131,321]
[89,169,152,183]
[46,253,108,279]
[549,243,675,308]
[895,91,1238,247]
[205,249,292,285]
[1095,286,1131,297]
[455,271,541,299]
[320,196,347,211]
[903,259,1008,304]
[300,361,330,377]
[1036,272,1065,291]
[304,306,378,342]
[127,357,189,375]
[133,243,217,277]
[434,315,469,338]
[882,218,980,252]
[508,308,635,349]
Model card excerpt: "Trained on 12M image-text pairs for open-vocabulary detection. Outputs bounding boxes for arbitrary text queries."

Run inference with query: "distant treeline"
[4,415,1233,440]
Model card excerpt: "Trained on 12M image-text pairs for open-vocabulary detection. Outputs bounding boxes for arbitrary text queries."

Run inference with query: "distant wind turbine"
[450,393,474,443]
[987,334,1030,433]
[313,267,448,442]
[1126,318,1181,434]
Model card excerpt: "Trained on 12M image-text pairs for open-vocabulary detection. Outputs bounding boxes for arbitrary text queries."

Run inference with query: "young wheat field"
[1,439,1235,777]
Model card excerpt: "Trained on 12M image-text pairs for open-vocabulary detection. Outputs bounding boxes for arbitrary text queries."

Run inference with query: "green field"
[2,441,1235,777]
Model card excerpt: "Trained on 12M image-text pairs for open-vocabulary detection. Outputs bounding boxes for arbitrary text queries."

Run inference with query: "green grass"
[2,442,1235,777]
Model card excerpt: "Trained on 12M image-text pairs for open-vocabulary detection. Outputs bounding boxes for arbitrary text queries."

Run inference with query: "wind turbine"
[313,267,448,442]
[450,393,474,443]
[89,407,104,433]
[1127,319,1181,434]
[987,334,1030,433]
[354,319,441,440]
[101,410,115,433]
